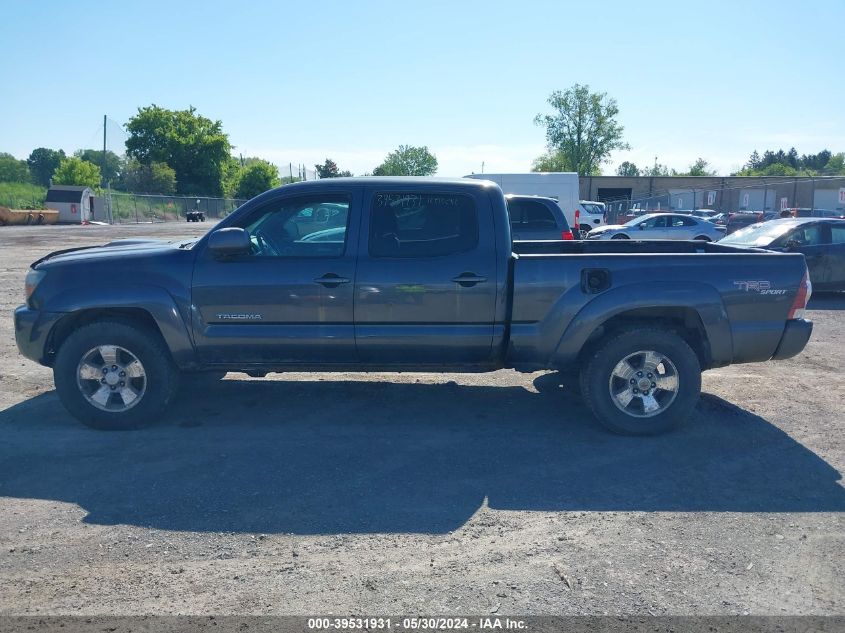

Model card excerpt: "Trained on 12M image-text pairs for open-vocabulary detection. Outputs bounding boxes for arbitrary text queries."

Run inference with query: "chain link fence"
[105,193,246,224]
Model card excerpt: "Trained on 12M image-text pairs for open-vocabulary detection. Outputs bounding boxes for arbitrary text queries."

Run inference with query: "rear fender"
[551,281,733,368]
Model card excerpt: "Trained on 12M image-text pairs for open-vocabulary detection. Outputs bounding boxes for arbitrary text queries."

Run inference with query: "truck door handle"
[451,273,487,287]
[314,274,350,287]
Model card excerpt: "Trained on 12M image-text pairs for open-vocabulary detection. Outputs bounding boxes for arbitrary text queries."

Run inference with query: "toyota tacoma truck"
[14,178,813,434]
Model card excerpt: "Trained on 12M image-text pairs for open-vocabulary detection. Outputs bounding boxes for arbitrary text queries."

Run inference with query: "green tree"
[74,149,123,183]
[641,160,675,177]
[26,147,65,186]
[0,153,31,183]
[52,157,101,188]
[615,161,640,177]
[822,152,844,175]
[125,105,231,195]
[121,158,177,194]
[373,145,437,176]
[316,158,353,178]
[234,160,280,199]
[681,158,716,177]
[533,84,629,176]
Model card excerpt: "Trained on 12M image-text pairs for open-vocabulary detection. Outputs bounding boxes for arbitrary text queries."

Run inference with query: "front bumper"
[771,318,813,360]
[14,306,64,366]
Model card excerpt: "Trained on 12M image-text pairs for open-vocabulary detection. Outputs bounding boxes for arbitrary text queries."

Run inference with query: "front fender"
[46,284,196,368]
[551,281,733,368]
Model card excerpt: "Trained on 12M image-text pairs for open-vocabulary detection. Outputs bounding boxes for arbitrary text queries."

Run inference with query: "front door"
[192,190,360,364]
[354,187,499,364]
[636,215,668,238]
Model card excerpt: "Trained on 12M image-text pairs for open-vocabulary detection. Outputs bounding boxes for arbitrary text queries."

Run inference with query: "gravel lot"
[0,223,842,616]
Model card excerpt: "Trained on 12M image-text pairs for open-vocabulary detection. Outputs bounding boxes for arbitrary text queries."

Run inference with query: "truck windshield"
[720,222,795,247]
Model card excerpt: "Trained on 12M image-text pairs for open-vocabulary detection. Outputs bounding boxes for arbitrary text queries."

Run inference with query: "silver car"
[585,213,726,241]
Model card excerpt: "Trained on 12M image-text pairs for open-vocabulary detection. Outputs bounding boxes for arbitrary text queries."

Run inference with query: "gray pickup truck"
[15,177,813,434]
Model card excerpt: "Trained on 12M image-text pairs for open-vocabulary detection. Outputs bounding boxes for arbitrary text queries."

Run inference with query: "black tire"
[579,328,701,435]
[53,320,179,430]
[611,234,630,239]
[693,235,711,241]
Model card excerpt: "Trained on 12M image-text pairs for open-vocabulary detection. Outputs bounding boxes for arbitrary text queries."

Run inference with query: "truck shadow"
[0,375,843,535]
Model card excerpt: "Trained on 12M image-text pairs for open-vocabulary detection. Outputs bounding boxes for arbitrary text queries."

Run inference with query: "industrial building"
[579,175,845,221]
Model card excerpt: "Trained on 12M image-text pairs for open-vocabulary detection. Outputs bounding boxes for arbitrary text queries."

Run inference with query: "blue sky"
[2,0,843,177]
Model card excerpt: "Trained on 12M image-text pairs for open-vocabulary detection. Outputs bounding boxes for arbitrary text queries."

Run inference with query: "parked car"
[16,177,812,436]
[505,194,574,241]
[721,218,845,291]
[726,212,765,234]
[585,213,726,241]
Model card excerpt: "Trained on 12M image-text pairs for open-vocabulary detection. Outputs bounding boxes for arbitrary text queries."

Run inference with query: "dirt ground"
[0,223,842,616]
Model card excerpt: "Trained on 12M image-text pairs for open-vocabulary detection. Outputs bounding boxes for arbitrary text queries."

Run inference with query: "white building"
[45,185,94,223]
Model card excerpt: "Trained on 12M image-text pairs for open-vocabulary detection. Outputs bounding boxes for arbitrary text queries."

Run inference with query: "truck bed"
[507,239,808,370]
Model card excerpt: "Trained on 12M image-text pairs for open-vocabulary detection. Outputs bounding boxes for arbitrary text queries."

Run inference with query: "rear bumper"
[14,305,64,365]
[771,318,813,360]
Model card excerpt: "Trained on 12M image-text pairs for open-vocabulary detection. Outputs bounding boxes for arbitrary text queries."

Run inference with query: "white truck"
[465,172,606,233]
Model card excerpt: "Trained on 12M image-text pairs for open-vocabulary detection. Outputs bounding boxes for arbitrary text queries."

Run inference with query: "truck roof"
[268,176,498,194]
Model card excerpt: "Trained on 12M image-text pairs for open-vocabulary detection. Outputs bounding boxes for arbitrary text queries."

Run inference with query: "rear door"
[668,215,699,238]
[191,189,361,364]
[354,187,498,364]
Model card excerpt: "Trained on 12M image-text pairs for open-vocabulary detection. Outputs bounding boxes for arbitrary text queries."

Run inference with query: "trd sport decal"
[733,281,787,295]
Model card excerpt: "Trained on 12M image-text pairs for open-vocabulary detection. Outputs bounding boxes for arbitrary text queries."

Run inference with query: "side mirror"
[208,227,250,257]
[783,239,802,251]
[638,224,645,230]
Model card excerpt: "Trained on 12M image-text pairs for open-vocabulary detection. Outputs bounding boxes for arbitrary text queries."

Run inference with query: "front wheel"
[611,234,630,239]
[53,320,179,430]
[580,328,701,435]
[693,235,711,241]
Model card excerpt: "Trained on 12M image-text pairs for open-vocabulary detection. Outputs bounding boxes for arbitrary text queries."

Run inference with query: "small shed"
[45,185,94,223]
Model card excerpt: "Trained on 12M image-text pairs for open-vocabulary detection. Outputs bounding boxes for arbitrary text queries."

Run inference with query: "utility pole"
[102,114,107,186]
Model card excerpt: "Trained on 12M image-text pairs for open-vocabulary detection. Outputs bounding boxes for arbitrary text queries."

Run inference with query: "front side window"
[243,195,350,257]
[641,216,667,229]
[369,192,478,258]
[830,225,845,244]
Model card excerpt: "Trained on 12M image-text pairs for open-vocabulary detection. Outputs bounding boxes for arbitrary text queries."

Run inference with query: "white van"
[464,172,606,232]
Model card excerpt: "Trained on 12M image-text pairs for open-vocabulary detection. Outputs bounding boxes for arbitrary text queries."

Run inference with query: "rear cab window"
[369,192,479,258]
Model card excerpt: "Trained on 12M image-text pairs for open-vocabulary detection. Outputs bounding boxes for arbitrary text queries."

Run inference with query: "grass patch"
[0,181,47,209]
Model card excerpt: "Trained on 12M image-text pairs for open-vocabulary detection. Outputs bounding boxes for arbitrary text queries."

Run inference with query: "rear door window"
[369,192,479,258]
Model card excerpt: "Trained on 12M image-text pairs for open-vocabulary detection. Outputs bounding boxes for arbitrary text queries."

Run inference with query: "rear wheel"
[611,234,630,239]
[53,320,179,430]
[693,235,711,241]
[580,328,701,435]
